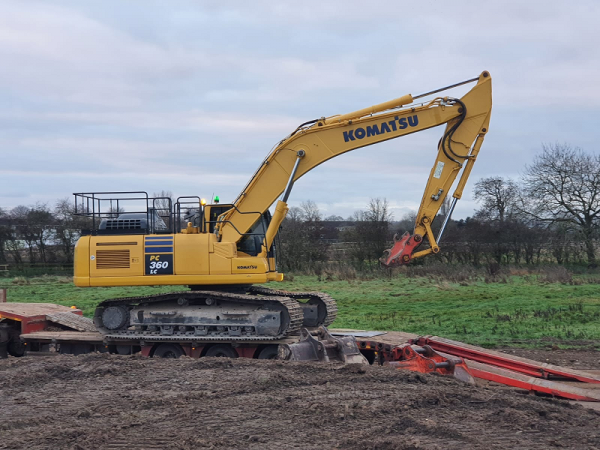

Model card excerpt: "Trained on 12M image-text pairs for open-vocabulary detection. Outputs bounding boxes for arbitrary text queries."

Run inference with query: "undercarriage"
[93,286,337,341]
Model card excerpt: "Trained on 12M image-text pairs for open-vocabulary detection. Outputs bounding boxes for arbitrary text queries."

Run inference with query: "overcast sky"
[1,0,599,221]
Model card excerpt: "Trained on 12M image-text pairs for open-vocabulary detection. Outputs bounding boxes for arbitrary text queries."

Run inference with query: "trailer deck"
[3,302,600,403]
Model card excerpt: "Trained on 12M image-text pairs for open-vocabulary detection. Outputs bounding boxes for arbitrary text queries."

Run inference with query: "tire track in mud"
[1,354,599,449]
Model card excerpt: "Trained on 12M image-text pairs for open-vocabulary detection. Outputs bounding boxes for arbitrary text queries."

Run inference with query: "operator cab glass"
[237,212,272,256]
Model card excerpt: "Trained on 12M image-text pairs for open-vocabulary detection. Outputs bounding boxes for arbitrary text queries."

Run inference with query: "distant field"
[278,274,600,349]
[2,272,600,349]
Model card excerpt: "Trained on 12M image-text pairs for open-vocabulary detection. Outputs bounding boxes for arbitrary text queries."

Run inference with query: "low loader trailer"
[0,303,294,360]
[2,302,600,403]
[0,303,472,376]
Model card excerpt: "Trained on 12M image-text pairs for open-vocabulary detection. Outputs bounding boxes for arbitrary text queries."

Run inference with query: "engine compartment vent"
[96,250,130,269]
[101,219,144,230]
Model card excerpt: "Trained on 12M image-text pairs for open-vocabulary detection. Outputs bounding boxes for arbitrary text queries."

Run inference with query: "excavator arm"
[217,71,492,266]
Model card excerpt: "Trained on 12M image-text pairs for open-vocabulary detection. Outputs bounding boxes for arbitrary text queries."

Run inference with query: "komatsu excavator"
[73,71,492,344]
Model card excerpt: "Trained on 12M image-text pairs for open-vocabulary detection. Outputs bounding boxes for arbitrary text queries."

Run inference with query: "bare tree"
[279,202,328,271]
[300,200,321,222]
[28,204,54,263]
[1,208,22,264]
[54,198,92,263]
[344,198,393,264]
[522,144,600,265]
[300,201,328,265]
[9,206,36,262]
[365,198,392,258]
[152,190,174,216]
[152,190,175,230]
[6,205,53,263]
[0,208,9,263]
[279,207,306,271]
[287,206,304,222]
[473,177,519,222]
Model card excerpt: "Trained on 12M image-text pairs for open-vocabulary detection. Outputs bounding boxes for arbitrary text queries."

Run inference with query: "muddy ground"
[499,347,600,370]
[1,353,600,450]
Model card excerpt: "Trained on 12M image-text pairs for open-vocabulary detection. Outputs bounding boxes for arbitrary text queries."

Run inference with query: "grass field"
[279,274,600,348]
[2,270,599,349]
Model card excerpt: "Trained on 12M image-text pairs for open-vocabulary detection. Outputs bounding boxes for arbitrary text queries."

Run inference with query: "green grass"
[277,275,600,349]
[2,273,600,349]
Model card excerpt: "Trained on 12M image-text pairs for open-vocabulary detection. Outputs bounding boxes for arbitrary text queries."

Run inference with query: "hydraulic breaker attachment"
[380,232,423,267]
[384,344,475,384]
[279,327,369,365]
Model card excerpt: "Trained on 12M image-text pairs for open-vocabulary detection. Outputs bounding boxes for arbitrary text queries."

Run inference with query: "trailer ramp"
[46,312,96,332]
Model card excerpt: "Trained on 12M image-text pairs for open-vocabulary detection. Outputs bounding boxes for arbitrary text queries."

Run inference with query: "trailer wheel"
[116,345,132,355]
[257,345,279,360]
[7,331,25,357]
[0,327,8,359]
[153,344,184,358]
[205,344,238,358]
[7,340,25,357]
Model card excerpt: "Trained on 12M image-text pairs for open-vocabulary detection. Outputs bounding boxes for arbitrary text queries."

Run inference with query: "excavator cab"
[205,205,231,233]
[236,212,273,257]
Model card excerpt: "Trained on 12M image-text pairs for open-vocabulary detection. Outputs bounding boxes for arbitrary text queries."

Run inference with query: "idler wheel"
[101,306,129,330]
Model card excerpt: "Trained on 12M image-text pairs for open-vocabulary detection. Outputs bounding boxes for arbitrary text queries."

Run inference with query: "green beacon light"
[214,195,220,204]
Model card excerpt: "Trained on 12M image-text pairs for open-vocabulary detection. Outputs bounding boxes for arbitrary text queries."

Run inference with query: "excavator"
[72,71,492,351]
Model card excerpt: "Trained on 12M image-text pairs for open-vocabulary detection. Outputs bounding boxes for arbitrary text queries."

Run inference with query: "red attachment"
[380,232,423,267]
[415,336,600,384]
[382,343,475,384]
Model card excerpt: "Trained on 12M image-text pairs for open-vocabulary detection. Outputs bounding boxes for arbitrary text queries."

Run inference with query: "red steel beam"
[467,360,600,402]
[416,336,600,384]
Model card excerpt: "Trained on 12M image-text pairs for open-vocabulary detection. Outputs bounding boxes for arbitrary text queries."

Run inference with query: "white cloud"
[1,0,599,222]
[3,111,302,135]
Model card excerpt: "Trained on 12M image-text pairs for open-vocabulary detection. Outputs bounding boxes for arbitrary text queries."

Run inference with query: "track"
[248,286,338,327]
[94,287,337,342]
[94,290,305,341]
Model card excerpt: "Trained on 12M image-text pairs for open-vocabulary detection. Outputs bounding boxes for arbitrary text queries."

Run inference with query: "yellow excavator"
[73,71,492,343]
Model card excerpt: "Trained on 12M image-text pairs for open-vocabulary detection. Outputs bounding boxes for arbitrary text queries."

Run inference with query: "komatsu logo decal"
[237,265,258,270]
[343,115,419,142]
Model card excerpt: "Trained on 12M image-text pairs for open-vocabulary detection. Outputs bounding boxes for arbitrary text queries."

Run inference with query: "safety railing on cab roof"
[73,191,174,235]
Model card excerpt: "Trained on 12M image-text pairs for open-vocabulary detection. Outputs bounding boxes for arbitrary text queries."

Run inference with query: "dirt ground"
[1,353,600,450]
[499,347,600,370]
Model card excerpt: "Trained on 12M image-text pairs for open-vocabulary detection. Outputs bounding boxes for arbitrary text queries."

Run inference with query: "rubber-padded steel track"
[248,286,337,327]
[94,290,303,341]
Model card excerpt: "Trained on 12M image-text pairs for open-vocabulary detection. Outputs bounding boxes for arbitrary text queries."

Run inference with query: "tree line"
[278,144,600,270]
[1,144,598,269]
[0,199,88,265]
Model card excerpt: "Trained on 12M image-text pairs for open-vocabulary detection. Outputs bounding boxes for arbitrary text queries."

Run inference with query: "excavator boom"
[219,72,492,265]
